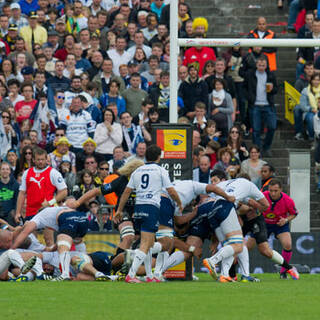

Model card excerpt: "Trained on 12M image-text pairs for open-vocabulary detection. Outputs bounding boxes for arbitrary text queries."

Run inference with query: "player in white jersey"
[146,180,235,281]
[208,170,299,281]
[0,230,37,281]
[11,206,89,281]
[114,145,182,283]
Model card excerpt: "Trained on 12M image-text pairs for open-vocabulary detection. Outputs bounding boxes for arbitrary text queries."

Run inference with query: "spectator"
[127,141,147,162]
[80,92,103,125]
[120,111,150,155]
[193,154,212,183]
[54,34,76,62]
[0,110,18,159]
[204,140,220,169]
[94,108,123,161]
[9,3,29,31]
[8,37,36,67]
[150,0,165,20]
[59,159,76,192]
[141,12,158,42]
[201,119,221,147]
[0,162,19,226]
[108,146,126,173]
[182,33,216,77]
[87,51,104,80]
[100,79,126,115]
[141,55,161,83]
[46,60,71,93]
[243,57,278,156]
[144,107,164,136]
[295,61,314,93]
[107,36,131,76]
[76,138,104,172]
[248,16,277,71]
[297,19,320,79]
[122,73,148,117]
[15,82,38,126]
[64,76,84,109]
[226,125,249,162]
[208,78,234,138]
[294,73,319,142]
[179,64,208,120]
[213,147,240,179]
[149,24,168,47]
[20,11,48,53]
[127,31,152,59]
[298,10,314,38]
[202,60,215,80]
[241,145,267,188]
[149,70,171,121]
[93,58,125,96]
[6,149,20,178]
[60,96,96,152]
[193,101,207,135]
[49,136,76,173]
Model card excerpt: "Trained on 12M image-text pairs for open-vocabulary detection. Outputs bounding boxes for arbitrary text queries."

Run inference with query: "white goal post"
[169,0,320,123]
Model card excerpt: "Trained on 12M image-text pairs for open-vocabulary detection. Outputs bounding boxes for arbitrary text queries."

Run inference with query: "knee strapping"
[156,229,174,239]
[72,254,91,272]
[120,226,135,241]
[224,235,243,246]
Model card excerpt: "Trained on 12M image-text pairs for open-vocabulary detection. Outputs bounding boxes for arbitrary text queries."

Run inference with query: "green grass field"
[1,274,319,320]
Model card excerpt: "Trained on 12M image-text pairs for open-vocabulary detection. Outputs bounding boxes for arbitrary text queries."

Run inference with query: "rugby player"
[210,171,300,280]
[115,145,182,283]
[260,179,298,279]
[66,159,145,257]
[11,207,89,281]
[150,179,235,280]
[0,230,37,281]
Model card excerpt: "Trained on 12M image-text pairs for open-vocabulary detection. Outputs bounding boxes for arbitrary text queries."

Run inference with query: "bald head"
[257,17,267,32]
[0,230,13,249]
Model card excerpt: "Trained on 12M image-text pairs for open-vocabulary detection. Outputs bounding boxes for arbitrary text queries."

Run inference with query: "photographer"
[87,200,112,232]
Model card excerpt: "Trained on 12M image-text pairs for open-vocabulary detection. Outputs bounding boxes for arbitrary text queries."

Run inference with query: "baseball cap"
[48,30,59,37]
[29,11,38,19]
[8,24,18,31]
[56,17,65,24]
[10,3,20,10]
[21,66,34,75]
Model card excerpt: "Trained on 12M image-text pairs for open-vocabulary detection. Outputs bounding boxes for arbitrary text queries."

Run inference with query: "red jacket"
[183,47,216,76]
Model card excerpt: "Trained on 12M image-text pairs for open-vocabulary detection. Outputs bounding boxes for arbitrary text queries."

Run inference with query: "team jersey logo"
[30,177,45,189]
[266,212,276,219]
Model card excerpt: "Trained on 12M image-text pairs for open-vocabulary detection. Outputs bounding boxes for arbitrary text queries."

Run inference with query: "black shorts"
[89,251,112,275]
[242,214,268,245]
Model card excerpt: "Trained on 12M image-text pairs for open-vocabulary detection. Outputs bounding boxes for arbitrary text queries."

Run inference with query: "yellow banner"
[284,81,301,125]
[84,233,120,255]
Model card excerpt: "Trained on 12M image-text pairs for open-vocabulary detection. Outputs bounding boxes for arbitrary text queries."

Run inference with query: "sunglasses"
[2,115,9,119]
[25,152,32,155]
[85,161,95,164]
[57,96,65,99]
[231,130,239,134]
[99,167,109,170]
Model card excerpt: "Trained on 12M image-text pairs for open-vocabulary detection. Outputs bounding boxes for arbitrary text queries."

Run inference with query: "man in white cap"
[9,3,28,31]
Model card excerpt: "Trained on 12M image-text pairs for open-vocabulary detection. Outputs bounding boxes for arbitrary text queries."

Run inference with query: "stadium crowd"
[0,0,309,282]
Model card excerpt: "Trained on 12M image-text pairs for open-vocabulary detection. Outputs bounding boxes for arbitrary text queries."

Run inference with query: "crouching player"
[114,145,182,283]
[0,230,37,281]
[11,207,89,281]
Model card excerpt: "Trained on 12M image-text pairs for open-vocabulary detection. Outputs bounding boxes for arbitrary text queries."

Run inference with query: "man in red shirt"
[183,33,216,77]
[15,148,68,245]
[262,179,298,279]
[14,82,38,125]
[54,34,75,62]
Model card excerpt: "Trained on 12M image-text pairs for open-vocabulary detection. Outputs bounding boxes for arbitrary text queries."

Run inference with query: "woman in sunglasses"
[226,125,249,163]
[18,146,34,176]
[0,109,18,160]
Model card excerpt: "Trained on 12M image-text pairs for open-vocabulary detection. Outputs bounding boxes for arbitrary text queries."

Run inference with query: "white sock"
[220,255,234,277]
[271,250,284,265]
[209,245,235,265]
[237,246,250,277]
[154,251,166,278]
[151,242,162,255]
[144,250,153,279]
[0,251,11,274]
[128,249,146,278]
[59,251,71,278]
[75,242,86,253]
[25,271,35,281]
[163,251,185,272]
[95,271,105,278]
[7,249,25,269]
[32,257,44,277]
